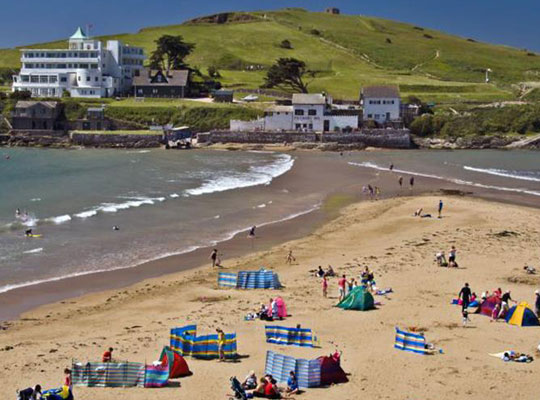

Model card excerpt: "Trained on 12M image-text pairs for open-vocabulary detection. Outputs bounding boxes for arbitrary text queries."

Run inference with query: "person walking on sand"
[338,274,347,301]
[102,347,113,362]
[389,163,394,171]
[210,249,219,268]
[409,176,415,190]
[498,290,516,319]
[438,199,444,218]
[286,250,296,265]
[248,226,256,238]
[458,283,471,312]
[216,328,226,361]
[448,246,457,267]
[322,276,328,298]
[398,176,403,188]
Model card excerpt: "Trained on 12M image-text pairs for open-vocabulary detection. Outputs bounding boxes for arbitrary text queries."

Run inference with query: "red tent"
[160,346,191,378]
[475,295,500,317]
[318,356,348,386]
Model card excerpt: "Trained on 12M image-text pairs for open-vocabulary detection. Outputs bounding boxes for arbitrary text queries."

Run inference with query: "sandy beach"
[2,193,540,399]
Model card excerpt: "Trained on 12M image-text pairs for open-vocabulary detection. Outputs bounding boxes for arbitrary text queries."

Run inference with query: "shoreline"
[2,149,540,322]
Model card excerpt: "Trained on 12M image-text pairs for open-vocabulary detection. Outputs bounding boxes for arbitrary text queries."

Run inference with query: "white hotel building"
[12,27,145,98]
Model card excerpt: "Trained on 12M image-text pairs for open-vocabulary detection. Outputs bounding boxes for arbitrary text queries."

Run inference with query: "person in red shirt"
[102,347,113,362]
[63,368,72,389]
[338,274,347,301]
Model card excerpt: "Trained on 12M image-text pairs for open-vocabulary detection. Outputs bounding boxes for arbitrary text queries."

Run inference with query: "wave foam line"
[463,166,540,182]
[185,154,294,196]
[349,161,540,197]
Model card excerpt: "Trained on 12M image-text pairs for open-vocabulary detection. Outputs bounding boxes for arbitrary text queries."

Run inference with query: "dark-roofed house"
[133,69,189,98]
[11,101,64,131]
[360,85,401,124]
[325,7,340,14]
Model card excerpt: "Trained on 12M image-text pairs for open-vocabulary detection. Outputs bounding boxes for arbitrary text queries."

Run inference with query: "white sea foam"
[170,193,180,198]
[74,210,98,219]
[49,214,72,224]
[185,154,294,196]
[30,198,41,202]
[23,247,43,254]
[98,196,165,213]
[349,161,540,197]
[463,166,540,182]
[256,204,266,208]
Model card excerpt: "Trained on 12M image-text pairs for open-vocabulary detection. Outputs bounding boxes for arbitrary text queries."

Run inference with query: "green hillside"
[2,8,539,102]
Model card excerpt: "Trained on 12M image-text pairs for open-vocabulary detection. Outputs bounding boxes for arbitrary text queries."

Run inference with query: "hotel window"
[308,109,317,116]
[295,109,304,116]
[31,76,39,83]
[86,76,91,82]
[50,76,57,83]
[60,77,67,82]
[367,114,373,119]
[21,75,29,82]
[95,77,99,82]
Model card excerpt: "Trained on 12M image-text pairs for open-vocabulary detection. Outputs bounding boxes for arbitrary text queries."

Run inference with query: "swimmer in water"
[16,208,21,217]
[112,225,119,231]
[25,229,33,237]
[248,226,256,238]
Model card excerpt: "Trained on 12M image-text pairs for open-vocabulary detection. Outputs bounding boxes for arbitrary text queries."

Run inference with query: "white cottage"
[361,86,401,123]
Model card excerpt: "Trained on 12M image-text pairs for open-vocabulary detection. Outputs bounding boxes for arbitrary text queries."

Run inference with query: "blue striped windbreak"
[218,269,281,289]
[265,325,314,347]
[170,325,237,359]
[394,327,431,355]
[72,361,145,387]
[265,351,321,388]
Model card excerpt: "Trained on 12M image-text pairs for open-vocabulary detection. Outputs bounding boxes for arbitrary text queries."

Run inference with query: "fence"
[170,325,238,359]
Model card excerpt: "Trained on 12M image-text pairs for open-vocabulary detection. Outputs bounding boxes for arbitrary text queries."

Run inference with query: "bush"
[410,115,435,136]
[423,34,434,39]
[310,29,321,36]
[207,66,221,78]
[62,90,71,98]
[10,90,31,100]
[280,39,292,49]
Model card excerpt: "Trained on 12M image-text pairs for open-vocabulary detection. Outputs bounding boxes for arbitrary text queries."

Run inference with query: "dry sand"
[1,195,540,399]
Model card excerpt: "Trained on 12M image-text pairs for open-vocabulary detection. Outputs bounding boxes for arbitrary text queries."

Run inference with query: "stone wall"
[70,133,163,148]
[198,129,411,148]
[198,131,317,144]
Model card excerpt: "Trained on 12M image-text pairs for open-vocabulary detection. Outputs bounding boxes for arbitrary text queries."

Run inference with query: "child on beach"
[217,328,226,361]
[322,276,328,298]
[338,274,347,301]
[286,250,296,265]
[63,368,72,390]
[102,347,113,362]
[448,246,458,267]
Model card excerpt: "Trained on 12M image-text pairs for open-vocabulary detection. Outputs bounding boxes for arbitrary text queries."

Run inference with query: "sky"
[1,0,539,51]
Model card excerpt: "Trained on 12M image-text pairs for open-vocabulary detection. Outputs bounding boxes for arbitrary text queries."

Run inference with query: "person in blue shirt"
[438,200,444,218]
[286,371,299,395]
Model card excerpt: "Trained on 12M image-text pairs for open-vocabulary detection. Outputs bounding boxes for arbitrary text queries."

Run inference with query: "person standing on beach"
[102,347,113,362]
[498,290,516,319]
[216,328,226,361]
[535,290,540,317]
[409,177,415,190]
[458,283,471,312]
[438,200,444,218]
[322,276,328,298]
[389,163,394,171]
[64,368,72,391]
[398,176,403,188]
[286,250,296,265]
[338,274,347,301]
[210,249,219,268]
[448,246,457,267]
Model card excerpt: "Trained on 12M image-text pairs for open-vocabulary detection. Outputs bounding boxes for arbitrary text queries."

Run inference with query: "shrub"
[310,29,321,36]
[9,90,31,100]
[423,34,434,39]
[386,38,392,44]
[207,66,221,78]
[410,115,435,136]
[280,39,292,49]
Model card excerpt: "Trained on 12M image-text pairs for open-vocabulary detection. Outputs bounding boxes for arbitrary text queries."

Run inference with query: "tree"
[207,65,221,78]
[9,90,31,100]
[149,35,195,72]
[262,58,310,93]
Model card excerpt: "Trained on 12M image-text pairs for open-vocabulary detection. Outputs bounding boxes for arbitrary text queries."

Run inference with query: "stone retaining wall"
[199,131,317,144]
[70,133,163,148]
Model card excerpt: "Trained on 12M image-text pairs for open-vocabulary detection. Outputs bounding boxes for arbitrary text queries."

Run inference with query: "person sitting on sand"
[325,265,335,277]
[242,370,258,390]
[494,287,503,298]
[490,302,501,322]
[524,266,537,274]
[316,266,325,278]
[252,377,268,398]
[17,385,42,400]
[102,347,113,362]
[286,371,299,395]
[436,251,448,267]
[332,349,342,365]
[258,303,269,320]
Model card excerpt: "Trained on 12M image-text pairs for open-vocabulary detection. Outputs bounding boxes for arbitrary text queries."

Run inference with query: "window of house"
[86,76,90,82]
[60,77,67,82]
[308,109,317,116]
[78,76,81,81]
[50,76,57,83]
[138,89,143,94]
[375,114,380,119]
[295,109,304,116]
[391,100,395,104]
[95,77,99,82]
[295,124,301,130]
[31,76,39,83]
[367,114,373,119]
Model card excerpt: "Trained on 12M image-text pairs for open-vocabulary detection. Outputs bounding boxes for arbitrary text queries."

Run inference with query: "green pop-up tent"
[337,286,375,311]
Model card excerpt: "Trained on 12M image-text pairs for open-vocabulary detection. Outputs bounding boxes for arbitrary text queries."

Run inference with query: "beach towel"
[451,299,479,308]
[375,288,393,295]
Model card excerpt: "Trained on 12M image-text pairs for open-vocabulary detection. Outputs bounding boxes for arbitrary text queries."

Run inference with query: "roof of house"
[325,109,362,116]
[362,85,400,98]
[15,101,59,109]
[292,93,327,105]
[70,27,88,40]
[133,69,189,87]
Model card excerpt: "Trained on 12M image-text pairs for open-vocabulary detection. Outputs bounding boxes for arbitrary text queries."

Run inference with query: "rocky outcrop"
[6,132,71,148]
[185,12,259,25]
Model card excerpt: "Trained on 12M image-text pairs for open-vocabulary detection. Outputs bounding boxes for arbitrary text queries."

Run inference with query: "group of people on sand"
[18,368,72,400]
[436,246,458,268]
[240,371,299,399]
[414,200,444,219]
[320,266,375,301]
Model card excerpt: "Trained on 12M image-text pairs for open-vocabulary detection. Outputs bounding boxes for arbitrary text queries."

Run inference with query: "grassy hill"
[2,8,540,103]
